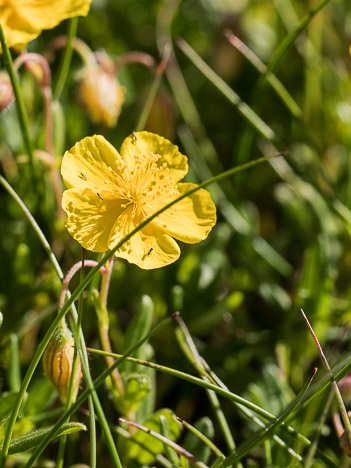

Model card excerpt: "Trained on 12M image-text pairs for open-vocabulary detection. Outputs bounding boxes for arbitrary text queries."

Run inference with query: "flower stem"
[100,256,114,308]
[0,25,39,193]
[24,314,176,467]
[114,51,155,71]
[135,45,171,132]
[13,52,63,213]
[85,348,325,466]
[119,417,208,468]
[45,35,95,67]
[0,152,281,467]
[174,315,238,461]
[59,260,107,309]
[0,176,120,468]
[176,416,225,458]
[94,297,125,398]
[57,250,88,468]
[94,256,125,401]
[54,17,78,100]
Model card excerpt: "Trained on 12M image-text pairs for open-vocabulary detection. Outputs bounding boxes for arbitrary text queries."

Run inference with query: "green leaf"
[118,374,151,414]
[126,409,182,465]
[123,295,154,374]
[0,392,30,443]
[23,377,57,417]
[0,422,86,455]
[0,393,19,421]
[160,414,180,466]
[135,343,156,423]
[52,100,66,157]
[8,334,20,392]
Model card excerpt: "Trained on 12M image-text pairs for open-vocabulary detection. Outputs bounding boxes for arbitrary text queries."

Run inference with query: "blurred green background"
[2,0,351,466]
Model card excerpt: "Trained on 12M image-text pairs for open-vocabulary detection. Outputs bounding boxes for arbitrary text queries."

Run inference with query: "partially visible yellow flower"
[61,132,216,269]
[78,64,125,127]
[0,0,91,51]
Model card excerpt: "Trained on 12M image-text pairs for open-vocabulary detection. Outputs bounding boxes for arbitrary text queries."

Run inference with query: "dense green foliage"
[1,0,351,466]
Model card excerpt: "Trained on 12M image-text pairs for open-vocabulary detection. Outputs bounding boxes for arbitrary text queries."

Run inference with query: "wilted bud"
[0,72,13,112]
[339,374,351,402]
[340,430,351,457]
[43,320,82,403]
[78,64,125,127]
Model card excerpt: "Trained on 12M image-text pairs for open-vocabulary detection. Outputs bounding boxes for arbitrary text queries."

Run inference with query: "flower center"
[110,152,180,220]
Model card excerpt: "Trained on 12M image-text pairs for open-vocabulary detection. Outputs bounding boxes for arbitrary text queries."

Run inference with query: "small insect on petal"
[80,172,88,180]
[147,248,153,256]
[97,192,104,200]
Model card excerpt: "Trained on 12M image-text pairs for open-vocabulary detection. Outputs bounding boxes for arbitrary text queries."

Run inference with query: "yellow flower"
[61,132,216,269]
[0,0,91,51]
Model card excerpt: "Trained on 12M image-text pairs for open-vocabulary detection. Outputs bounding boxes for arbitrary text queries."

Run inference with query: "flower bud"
[339,374,351,402]
[0,72,13,113]
[43,320,82,403]
[340,430,351,457]
[78,64,125,127]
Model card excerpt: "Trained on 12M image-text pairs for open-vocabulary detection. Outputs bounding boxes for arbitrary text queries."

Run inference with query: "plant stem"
[13,52,63,212]
[135,45,171,132]
[95,256,125,398]
[94,292,125,398]
[100,256,114,308]
[175,316,237,467]
[87,349,335,467]
[300,309,351,448]
[59,260,106,309]
[54,17,78,100]
[0,25,38,192]
[0,152,279,466]
[176,417,224,458]
[0,176,120,468]
[25,314,176,467]
[57,250,87,468]
[119,418,208,468]
[176,37,275,141]
[224,30,301,118]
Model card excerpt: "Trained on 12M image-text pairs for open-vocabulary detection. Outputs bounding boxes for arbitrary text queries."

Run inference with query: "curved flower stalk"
[0,0,91,51]
[61,131,217,269]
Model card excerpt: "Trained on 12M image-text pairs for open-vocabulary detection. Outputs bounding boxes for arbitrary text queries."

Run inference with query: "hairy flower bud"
[0,72,13,113]
[78,64,125,127]
[43,320,81,403]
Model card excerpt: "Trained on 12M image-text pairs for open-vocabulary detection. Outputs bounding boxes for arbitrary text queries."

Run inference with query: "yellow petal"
[154,183,216,244]
[108,220,180,270]
[0,0,91,50]
[61,135,124,191]
[120,131,188,182]
[62,187,125,252]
